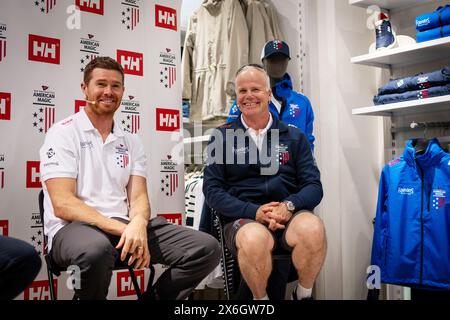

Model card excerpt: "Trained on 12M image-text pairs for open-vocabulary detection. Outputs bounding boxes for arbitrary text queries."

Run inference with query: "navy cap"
[261,40,291,61]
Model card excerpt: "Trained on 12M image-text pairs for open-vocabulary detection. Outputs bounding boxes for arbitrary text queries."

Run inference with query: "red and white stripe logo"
[0,38,6,62]
[0,167,5,189]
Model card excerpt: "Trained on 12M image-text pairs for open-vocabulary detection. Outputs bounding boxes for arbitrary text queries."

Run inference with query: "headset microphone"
[85,99,96,105]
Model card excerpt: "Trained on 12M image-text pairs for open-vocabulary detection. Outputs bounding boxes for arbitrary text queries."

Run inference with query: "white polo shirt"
[241,113,273,151]
[39,109,147,250]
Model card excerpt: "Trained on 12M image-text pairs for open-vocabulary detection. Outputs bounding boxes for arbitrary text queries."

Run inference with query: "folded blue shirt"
[417,25,450,43]
[416,5,450,32]
[377,67,450,96]
[373,84,450,105]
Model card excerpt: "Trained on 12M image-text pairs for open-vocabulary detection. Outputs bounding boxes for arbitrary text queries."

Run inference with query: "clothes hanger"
[410,122,429,155]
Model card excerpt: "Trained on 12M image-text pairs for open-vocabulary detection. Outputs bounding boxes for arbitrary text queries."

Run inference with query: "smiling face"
[235,67,272,122]
[81,68,124,117]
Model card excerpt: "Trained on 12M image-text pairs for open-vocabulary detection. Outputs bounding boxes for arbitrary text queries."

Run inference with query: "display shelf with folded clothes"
[416,5,450,43]
[416,5,450,32]
[377,67,450,96]
[373,84,450,105]
[374,67,450,105]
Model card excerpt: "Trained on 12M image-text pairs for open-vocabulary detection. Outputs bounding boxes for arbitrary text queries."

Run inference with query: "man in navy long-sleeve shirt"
[203,64,326,300]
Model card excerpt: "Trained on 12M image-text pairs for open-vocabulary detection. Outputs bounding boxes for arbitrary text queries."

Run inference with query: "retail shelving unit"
[352,95,450,116]
[349,0,450,301]
[349,2,450,117]
[351,37,450,69]
[349,0,434,10]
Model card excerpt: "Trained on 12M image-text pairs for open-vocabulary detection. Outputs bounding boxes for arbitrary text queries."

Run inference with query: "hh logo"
[117,50,143,76]
[75,99,86,113]
[156,108,180,132]
[24,279,57,300]
[116,270,145,297]
[28,34,60,65]
[155,5,177,31]
[158,213,182,226]
[0,92,11,120]
[76,0,104,15]
[26,161,41,189]
[0,220,8,236]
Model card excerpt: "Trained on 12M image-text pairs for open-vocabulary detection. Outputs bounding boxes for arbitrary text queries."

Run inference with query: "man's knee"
[287,212,326,247]
[236,223,274,253]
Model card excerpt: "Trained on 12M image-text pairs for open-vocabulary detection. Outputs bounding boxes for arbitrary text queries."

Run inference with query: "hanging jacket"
[182,0,249,121]
[371,138,450,290]
[226,73,315,150]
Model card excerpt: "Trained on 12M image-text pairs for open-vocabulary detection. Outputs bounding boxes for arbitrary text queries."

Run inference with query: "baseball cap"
[261,40,291,61]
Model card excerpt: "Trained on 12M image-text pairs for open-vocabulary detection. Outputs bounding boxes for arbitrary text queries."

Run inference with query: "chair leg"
[45,256,57,301]
[128,267,143,300]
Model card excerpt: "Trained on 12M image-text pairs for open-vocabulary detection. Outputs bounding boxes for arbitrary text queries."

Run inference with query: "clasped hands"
[255,202,292,231]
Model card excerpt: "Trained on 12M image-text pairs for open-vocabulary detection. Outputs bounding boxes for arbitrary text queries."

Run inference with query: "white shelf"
[351,37,450,69]
[349,0,433,10]
[352,95,450,116]
[353,95,450,116]
[183,135,211,144]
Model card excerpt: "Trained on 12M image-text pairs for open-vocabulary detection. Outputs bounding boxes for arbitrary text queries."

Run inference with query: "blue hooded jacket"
[371,138,450,290]
[227,73,315,151]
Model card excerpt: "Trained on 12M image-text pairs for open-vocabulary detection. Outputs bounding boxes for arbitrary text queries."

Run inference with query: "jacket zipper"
[416,161,424,285]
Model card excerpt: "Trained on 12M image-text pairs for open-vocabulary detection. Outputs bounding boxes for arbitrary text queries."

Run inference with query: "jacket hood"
[273,73,293,99]
[202,0,223,13]
[404,138,446,167]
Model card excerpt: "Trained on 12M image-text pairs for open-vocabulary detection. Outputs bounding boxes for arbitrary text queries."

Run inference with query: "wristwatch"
[282,200,295,213]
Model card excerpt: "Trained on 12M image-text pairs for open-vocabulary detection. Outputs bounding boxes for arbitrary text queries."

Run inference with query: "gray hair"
[235,64,271,90]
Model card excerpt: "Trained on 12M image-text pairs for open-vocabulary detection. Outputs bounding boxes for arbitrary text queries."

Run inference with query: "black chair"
[211,209,297,300]
[38,190,155,300]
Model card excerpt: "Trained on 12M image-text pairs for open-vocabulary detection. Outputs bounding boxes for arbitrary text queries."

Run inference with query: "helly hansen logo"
[116,269,145,297]
[117,50,143,76]
[24,279,57,300]
[156,108,180,132]
[28,34,60,64]
[75,99,86,113]
[155,5,177,31]
[0,220,8,236]
[76,0,104,15]
[26,161,41,189]
[157,213,182,226]
[0,92,11,120]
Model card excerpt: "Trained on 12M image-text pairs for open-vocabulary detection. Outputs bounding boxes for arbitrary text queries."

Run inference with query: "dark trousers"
[0,236,42,300]
[50,217,221,300]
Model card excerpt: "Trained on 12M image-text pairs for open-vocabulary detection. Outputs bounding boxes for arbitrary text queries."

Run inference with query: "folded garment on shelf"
[417,25,450,43]
[373,84,450,105]
[416,5,450,32]
[377,67,450,96]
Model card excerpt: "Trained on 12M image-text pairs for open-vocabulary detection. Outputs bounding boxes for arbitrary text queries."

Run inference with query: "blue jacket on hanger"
[227,73,315,151]
[371,138,450,290]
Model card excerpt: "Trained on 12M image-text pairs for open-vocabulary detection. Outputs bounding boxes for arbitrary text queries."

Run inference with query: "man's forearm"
[53,195,126,236]
[128,194,151,226]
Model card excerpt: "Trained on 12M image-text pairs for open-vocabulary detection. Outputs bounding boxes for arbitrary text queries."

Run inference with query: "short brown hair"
[83,56,124,85]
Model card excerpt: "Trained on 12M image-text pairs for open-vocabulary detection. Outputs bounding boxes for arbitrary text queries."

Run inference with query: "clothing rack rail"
[391,121,450,133]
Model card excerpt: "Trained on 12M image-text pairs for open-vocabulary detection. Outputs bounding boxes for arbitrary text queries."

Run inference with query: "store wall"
[0,0,184,300]
[305,0,384,299]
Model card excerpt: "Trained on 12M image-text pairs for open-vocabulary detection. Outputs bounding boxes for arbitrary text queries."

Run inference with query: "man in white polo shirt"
[39,57,220,300]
